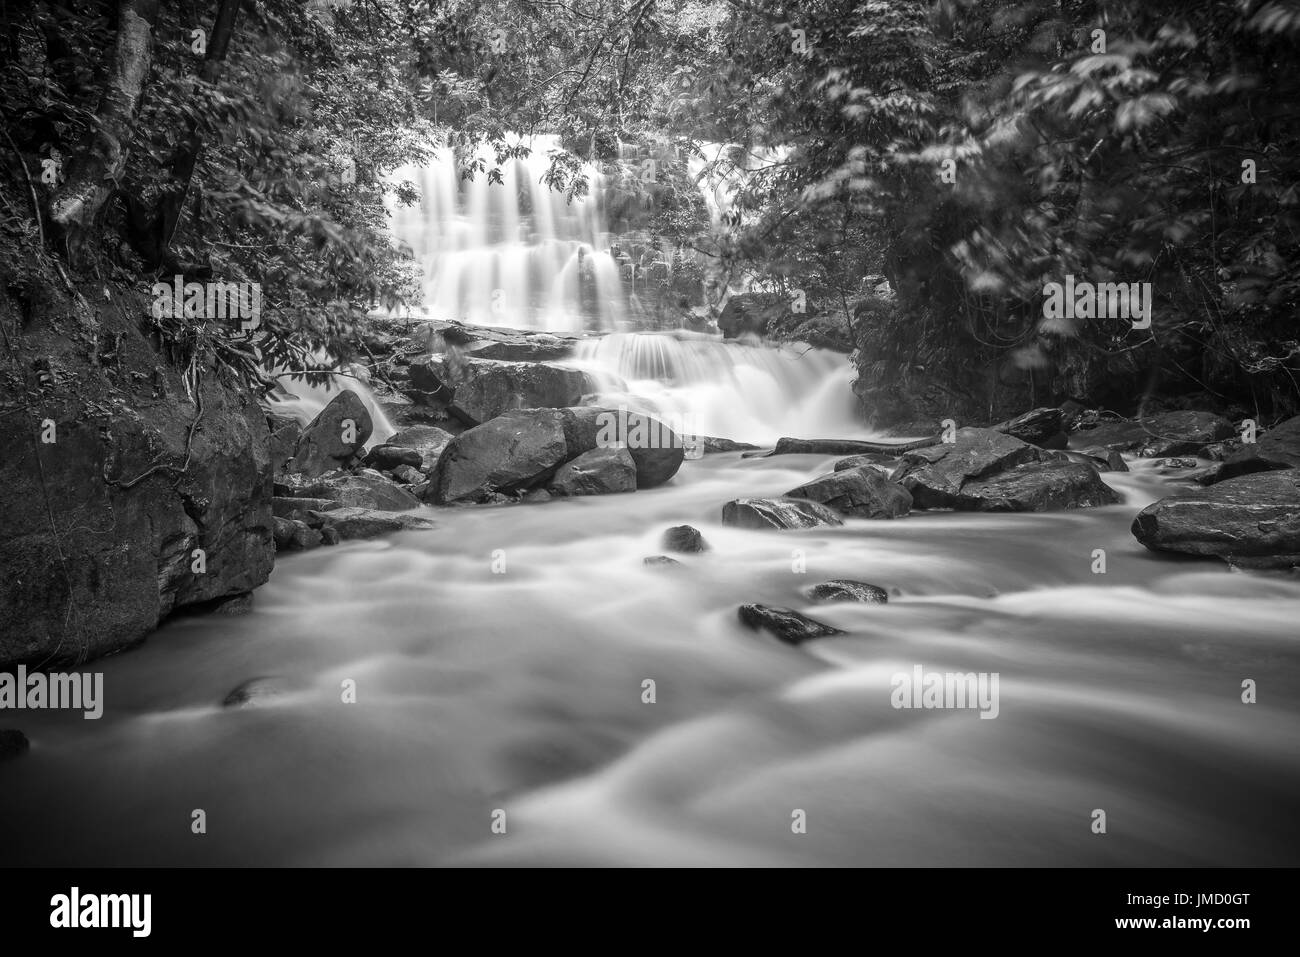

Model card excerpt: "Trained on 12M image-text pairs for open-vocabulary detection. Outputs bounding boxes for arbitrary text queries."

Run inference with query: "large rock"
[786,466,912,519]
[285,389,373,478]
[288,470,422,512]
[722,498,845,530]
[737,604,844,645]
[1131,471,1300,568]
[549,448,637,496]
[385,424,455,473]
[362,444,423,472]
[661,525,709,553]
[559,406,685,489]
[427,409,570,504]
[948,461,1121,512]
[992,408,1068,449]
[894,428,1040,508]
[0,281,274,668]
[408,356,594,425]
[1209,415,1300,484]
[1071,411,1234,457]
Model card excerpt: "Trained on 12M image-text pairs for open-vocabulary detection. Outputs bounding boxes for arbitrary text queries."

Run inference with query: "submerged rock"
[721,497,845,530]
[737,604,844,645]
[310,506,437,540]
[643,555,682,568]
[222,676,291,708]
[786,466,912,519]
[661,524,709,553]
[286,390,373,477]
[806,580,889,604]
[1131,470,1300,568]
[550,447,637,496]
[0,729,30,760]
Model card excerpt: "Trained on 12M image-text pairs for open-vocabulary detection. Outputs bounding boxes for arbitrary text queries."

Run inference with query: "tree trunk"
[46,0,160,245]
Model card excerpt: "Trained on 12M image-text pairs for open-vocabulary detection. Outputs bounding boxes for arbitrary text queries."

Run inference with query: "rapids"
[2,448,1297,866]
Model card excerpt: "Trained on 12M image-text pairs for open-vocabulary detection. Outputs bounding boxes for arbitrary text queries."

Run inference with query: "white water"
[569,331,861,444]
[4,456,1298,866]
[266,367,397,446]
[386,135,627,332]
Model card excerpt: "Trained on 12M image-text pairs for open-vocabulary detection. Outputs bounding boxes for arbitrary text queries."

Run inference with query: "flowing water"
[2,427,1298,866]
[3,141,1297,868]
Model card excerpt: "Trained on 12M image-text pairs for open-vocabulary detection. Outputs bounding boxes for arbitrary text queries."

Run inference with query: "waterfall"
[265,366,396,446]
[569,332,862,444]
[386,135,626,332]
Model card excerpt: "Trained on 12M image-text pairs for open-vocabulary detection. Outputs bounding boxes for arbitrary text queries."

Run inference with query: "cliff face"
[0,261,274,668]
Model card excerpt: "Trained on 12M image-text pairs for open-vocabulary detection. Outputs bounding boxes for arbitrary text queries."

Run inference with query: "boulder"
[1071,411,1234,457]
[363,444,423,471]
[992,407,1069,448]
[786,466,912,519]
[408,356,594,424]
[286,389,373,477]
[722,498,845,530]
[1131,470,1300,568]
[416,319,583,362]
[549,448,637,496]
[290,470,422,512]
[806,580,889,604]
[427,409,570,504]
[737,604,844,645]
[1208,415,1300,484]
[661,525,709,553]
[559,406,685,488]
[895,428,1040,508]
[950,461,1121,512]
[309,507,437,540]
[385,424,455,472]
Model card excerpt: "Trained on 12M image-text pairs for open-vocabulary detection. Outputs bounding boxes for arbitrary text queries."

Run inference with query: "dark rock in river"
[272,497,341,523]
[1071,411,1234,457]
[1131,470,1300,568]
[833,453,900,472]
[701,436,760,454]
[550,448,637,496]
[895,428,1039,506]
[0,729,30,760]
[662,525,709,553]
[773,436,938,456]
[286,389,373,477]
[427,409,570,504]
[992,407,1069,449]
[644,555,682,568]
[1207,415,1300,485]
[273,517,322,551]
[559,406,685,489]
[223,676,291,708]
[806,580,889,604]
[737,603,845,645]
[1069,447,1129,472]
[950,461,1121,511]
[786,466,913,519]
[722,497,845,530]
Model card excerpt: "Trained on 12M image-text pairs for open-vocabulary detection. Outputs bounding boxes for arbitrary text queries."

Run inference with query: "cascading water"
[386,136,627,333]
[569,332,863,443]
[265,364,397,446]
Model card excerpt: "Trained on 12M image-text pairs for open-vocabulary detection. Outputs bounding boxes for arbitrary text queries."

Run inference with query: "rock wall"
[0,268,273,667]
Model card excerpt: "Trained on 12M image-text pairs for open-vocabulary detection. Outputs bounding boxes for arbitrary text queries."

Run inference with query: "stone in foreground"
[661,525,709,553]
[722,498,845,530]
[1131,470,1300,568]
[549,447,637,496]
[737,604,845,645]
